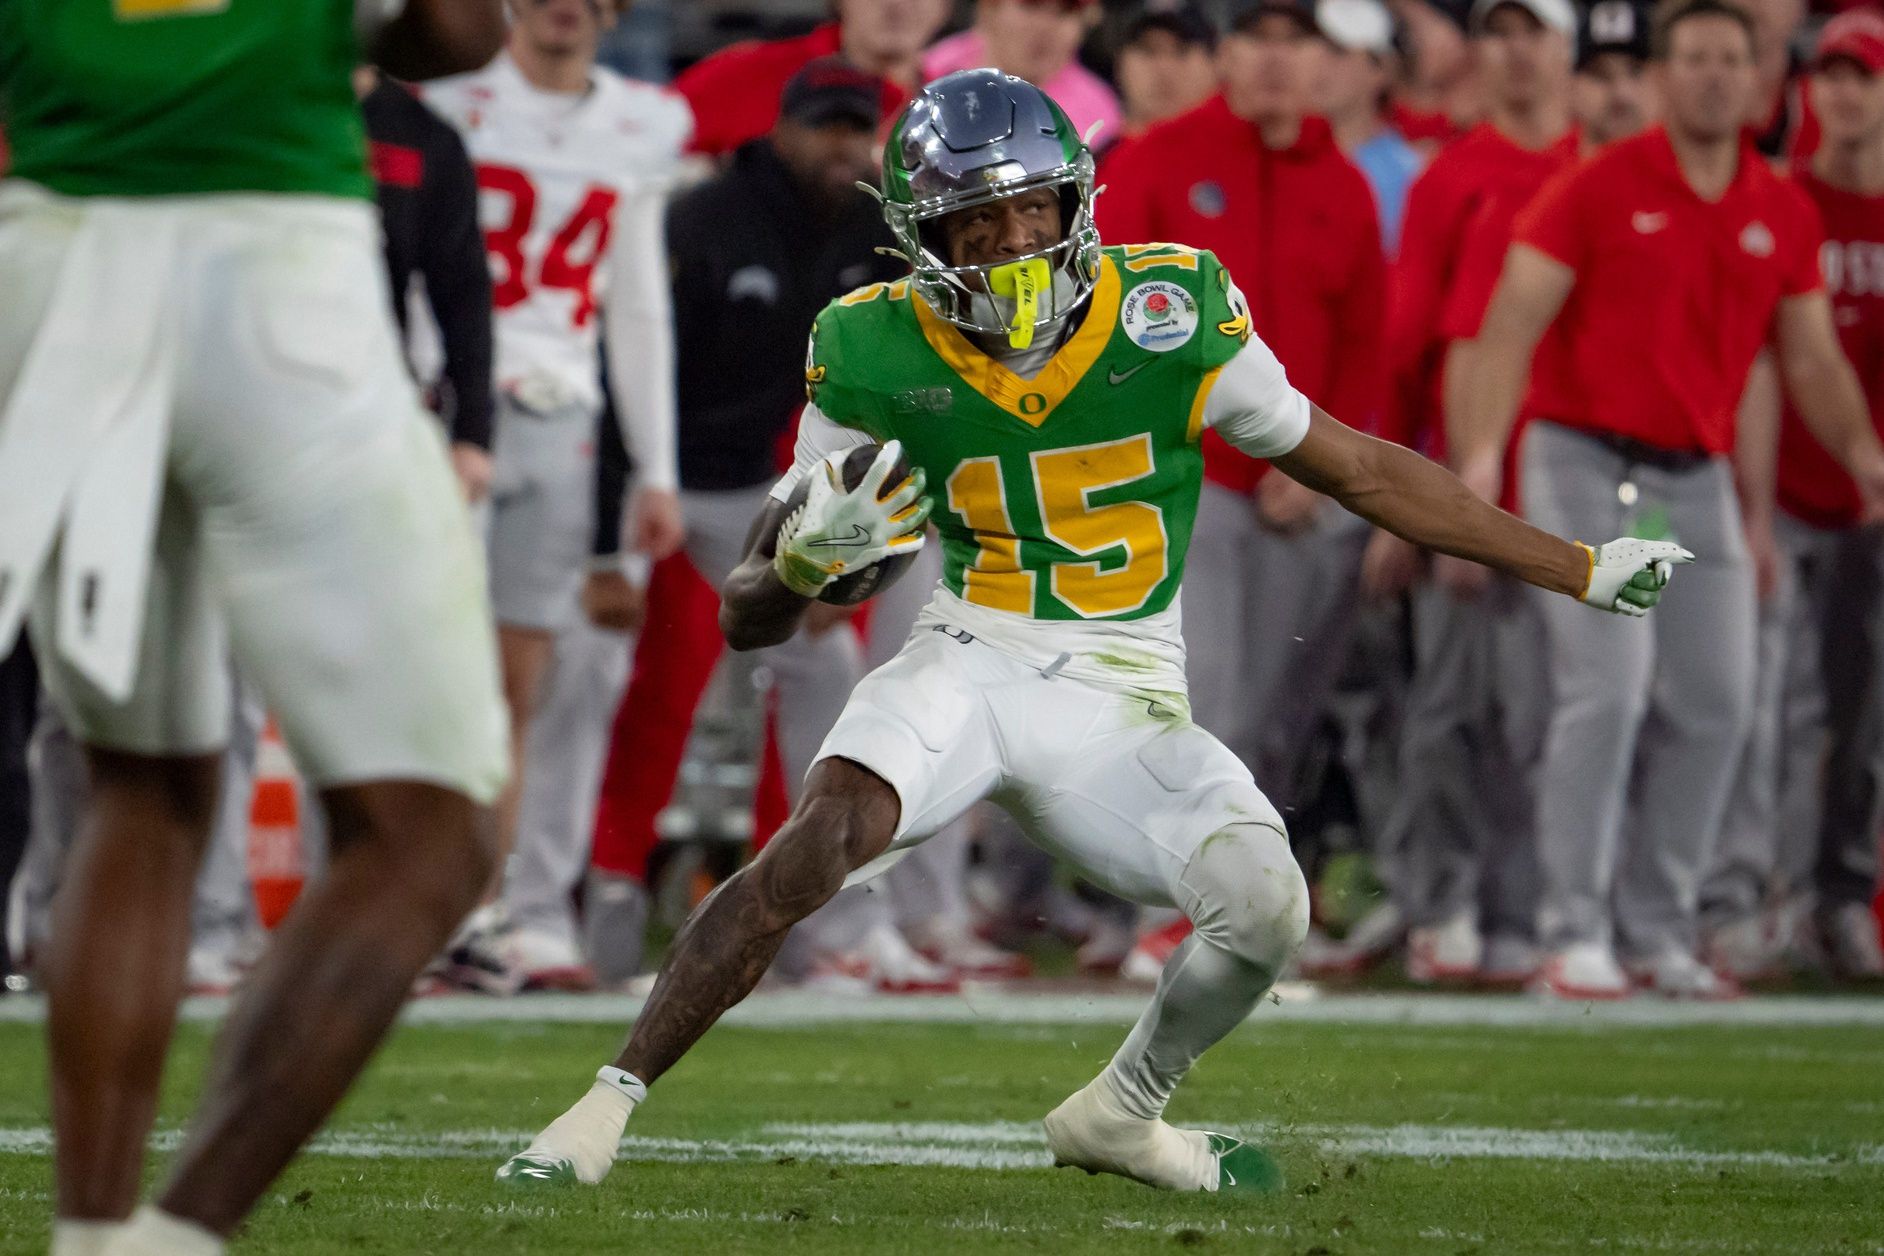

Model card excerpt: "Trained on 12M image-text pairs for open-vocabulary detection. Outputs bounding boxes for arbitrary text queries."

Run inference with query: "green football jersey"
[0,0,370,199]
[808,244,1254,624]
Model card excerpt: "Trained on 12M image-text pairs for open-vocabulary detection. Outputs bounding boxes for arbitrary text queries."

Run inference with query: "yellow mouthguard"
[988,258,1051,350]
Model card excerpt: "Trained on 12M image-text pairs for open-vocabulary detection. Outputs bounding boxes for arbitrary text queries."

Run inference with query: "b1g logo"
[1121,282,1199,353]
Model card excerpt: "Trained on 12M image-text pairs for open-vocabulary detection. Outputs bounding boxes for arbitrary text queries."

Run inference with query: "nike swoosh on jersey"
[1107,360,1153,385]
[806,525,873,549]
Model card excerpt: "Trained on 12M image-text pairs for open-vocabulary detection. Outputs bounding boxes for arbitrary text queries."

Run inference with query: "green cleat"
[1206,1133,1284,1193]
[494,1152,578,1188]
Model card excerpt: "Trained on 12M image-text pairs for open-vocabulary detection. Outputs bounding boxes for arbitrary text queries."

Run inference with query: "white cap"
[1468,0,1576,37]
[1317,0,1395,54]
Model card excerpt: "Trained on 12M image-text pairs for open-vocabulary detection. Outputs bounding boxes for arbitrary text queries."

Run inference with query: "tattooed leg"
[616,756,899,1083]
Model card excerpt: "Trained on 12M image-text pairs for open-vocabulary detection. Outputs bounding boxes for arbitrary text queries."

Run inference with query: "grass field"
[1,993,1881,1254]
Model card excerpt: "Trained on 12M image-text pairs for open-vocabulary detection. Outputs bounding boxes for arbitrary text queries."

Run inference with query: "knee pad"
[1177,822,1310,973]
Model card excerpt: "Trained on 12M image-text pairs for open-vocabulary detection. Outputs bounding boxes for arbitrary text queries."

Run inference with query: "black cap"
[779,57,884,129]
[1577,0,1651,70]
[1228,0,1318,35]
[1122,2,1218,49]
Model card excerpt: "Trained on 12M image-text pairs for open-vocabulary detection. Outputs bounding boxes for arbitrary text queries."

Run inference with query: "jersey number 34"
[476,164,618,328]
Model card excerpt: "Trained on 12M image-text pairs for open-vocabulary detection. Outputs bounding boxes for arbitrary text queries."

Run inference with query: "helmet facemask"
[876,70,1103,349]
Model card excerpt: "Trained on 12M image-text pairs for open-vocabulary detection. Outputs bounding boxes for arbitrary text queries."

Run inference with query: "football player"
[498,70,1689,1193]
[0,2,508,1252]
[423,0,690,988]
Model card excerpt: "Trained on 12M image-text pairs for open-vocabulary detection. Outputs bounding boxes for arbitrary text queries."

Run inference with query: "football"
[780,443,922,606]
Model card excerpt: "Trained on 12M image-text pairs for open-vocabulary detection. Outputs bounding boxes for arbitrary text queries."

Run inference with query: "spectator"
[1099,0,1386,841]
[1348,0,1576,987]
[356,67,496,503]
[1109,3,1220,147]
[675,0,952,157]
[1743,0,1816,157]
[1458,0,1884,1000]
[1387,0,1477,144]
[1316,0,1425,252]
[587,60,932,988]
[1572,0,1656,148]
[924,0,1124,145]
[423,0,690,992]
[1707,8,1884,982]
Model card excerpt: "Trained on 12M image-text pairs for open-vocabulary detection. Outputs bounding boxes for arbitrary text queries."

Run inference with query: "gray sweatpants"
[501,614,634,943]
[1181,481,1370,818]
[13,680,262,965]
[1522,421,1757,958]
[1709,513,1884,920]
[1378,576,1545,937]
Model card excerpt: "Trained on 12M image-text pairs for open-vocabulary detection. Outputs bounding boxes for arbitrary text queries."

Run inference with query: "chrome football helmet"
[879,69,1101,344]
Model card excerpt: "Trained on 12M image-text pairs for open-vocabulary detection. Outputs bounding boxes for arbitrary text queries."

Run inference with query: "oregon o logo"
[1019,393,1047,415]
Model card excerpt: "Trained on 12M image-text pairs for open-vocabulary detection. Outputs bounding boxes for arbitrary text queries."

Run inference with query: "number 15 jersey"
[424,54,691,416]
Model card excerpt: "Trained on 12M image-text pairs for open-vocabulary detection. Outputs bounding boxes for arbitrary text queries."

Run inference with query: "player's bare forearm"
[1272,408,1589,598]
[371,0,506,82]
[719,498,814,651]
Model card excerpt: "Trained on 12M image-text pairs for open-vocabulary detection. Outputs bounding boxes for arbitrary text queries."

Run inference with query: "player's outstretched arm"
[1269,408,1691,616]
[368,0,506,82]
[720,444,929,651]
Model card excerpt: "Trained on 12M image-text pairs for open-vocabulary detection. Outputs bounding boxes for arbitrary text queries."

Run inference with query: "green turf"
[2,1014,1881,1254]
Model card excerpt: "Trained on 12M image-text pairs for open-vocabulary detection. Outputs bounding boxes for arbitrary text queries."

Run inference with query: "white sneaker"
[1120,916,1192,984]
[495,1070,641,1187]
[905,917,1031,979]
[1405,914,1482,984]
[1629,950,1741,1001]
[503,925,596,992]
[1074,915,1138,974]
[1534,942,1632,1000]
[1479,934,1541,986]
[1819,903,1884,981]
[828,924,960,994]
[1044,1077,1216,1191]
[1704,912,1787,982]
[1044,1076,1279,1193]
[443,904,524,997]
[1299,901,1404,978]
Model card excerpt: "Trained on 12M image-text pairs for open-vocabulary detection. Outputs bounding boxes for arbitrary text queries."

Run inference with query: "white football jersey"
[425,53,692,415]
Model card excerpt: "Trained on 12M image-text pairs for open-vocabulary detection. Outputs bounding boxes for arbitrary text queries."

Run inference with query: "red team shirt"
[1514,128,1822,455]
[1778,168,1884,527]
[1384,123,1581,461]
[1098,101,1386,493]
[673,24,909,157]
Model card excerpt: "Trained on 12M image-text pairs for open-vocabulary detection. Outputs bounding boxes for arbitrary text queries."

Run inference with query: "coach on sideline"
[1457,0,1884,1000]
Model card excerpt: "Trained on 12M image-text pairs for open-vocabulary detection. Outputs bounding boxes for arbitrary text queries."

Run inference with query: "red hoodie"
[1098,97,1386,493]
[674,24,908,158]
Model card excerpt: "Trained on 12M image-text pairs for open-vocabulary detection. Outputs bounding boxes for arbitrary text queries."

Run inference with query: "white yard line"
[4,987,1881,1028]
[1,1120,1877,1174]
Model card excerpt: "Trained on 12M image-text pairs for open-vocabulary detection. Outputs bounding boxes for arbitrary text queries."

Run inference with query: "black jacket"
[668,139,904,492]
[362,79,494,451]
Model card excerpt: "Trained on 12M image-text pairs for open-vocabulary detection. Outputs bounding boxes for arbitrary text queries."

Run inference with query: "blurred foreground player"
[498,70,1691,1195]
[0,2,510,1253]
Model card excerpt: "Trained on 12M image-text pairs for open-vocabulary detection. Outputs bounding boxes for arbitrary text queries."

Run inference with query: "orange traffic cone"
[247,719,304,929]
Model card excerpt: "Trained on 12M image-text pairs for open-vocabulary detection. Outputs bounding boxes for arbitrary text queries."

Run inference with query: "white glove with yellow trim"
[773,441,930,598]
[1578,539,1695,617]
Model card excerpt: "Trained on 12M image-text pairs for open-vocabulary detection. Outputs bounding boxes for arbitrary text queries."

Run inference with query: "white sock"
[523,1066,645,1184]
[99,1207,223,1256]
[1103,934,1273,1120]
[51,1218,125,1256]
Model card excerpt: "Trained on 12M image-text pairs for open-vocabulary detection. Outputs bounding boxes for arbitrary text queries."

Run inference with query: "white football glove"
[773,441,931,598]
[1578,539,1695,617]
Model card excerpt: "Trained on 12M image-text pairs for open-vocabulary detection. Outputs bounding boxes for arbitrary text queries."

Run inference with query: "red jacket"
[674,24,909,158]
[1383,123,1580,461]
[1098,98,1386,493]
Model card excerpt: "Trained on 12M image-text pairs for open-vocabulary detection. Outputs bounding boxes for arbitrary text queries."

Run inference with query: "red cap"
[1817,9,1884,75]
